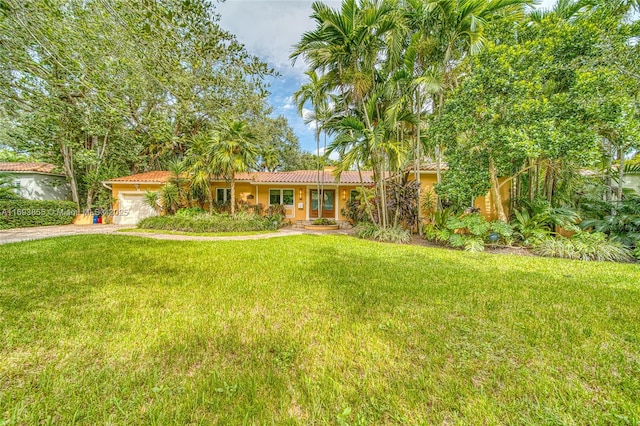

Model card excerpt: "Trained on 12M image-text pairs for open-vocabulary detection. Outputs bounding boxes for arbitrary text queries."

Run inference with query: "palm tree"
[293,70,331,217]
[211,120,258,215]
[186,134,217,212]
[292,0,405,226]
[0,173,21,200]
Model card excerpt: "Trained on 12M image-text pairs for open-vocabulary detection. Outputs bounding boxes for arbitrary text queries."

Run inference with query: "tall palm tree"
[293,70,331,217]
[292,0,405,226]
[186,134,217,212]
[211,120,258,215]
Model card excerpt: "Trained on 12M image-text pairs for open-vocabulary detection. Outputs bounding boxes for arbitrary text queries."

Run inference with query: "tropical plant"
[312,218,336,226]
[143,190,161,214]
[0,173,21,200]
[533,231,632,262]
[138,212,281,233]
[159,183,181,215]
[175,207,207,218]
[579,192,640,250]
[511,199,580,245]
[354,223,412,244]
[424,212,513,252]
[210,120,258,215]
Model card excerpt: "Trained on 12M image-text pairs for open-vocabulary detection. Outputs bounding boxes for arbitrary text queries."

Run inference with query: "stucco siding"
[12,173,71,201]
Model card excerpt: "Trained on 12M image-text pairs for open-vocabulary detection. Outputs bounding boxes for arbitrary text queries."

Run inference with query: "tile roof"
[105,171,173,183]
[105,170,375,184]
[0,162,62,174]
[406,162,449,171]
[250,170,374,184]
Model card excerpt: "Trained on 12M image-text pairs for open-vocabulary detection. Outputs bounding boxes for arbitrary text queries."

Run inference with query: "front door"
[310,189,335,219]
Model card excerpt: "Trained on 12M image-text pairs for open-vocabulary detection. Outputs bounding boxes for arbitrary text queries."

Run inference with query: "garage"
[116,193,157,225]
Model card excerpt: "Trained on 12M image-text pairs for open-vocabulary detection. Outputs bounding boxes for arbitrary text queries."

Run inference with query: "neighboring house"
[624,175,640,193]
[0,162,71,201]
[104,164,511,225]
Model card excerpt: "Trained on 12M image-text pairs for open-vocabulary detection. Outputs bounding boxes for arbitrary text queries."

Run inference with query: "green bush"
[312,218,336,226]
[354,223,411,244]
[533,232,632,262]
[0,200,77,229]
[175,207,207,217]
[138,212,280,233]
[424,212,513,252]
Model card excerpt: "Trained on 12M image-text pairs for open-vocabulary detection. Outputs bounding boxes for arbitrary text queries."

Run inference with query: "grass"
[116,228,273,237]
[0,234,639,424]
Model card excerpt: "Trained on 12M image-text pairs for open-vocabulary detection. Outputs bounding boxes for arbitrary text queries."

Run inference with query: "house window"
[350,190,359,201]
[269,189,294,206]
[216,188,231,202]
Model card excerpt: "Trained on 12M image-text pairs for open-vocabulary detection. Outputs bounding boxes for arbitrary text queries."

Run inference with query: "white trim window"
[269,188,294,206]
[216,188,231,202]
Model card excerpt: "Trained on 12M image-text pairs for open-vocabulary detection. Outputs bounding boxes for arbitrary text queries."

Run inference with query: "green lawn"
[1,235,639,424]
[117,228,274,237]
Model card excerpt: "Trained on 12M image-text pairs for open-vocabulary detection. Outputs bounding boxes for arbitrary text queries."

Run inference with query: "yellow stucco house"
[104,164,510,225]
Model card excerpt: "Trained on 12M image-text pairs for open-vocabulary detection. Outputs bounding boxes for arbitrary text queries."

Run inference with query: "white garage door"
[116,193,157,225]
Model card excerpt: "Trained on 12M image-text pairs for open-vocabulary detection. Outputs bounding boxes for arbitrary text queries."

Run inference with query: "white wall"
[623,175,640,194]
[12,173,71,201]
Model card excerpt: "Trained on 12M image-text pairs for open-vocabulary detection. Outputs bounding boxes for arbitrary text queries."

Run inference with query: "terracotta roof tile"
[251,170,373,184]
[105,170,375,184]
[105,171,173,183]
[0,162,61,174]
[406,162,449,172]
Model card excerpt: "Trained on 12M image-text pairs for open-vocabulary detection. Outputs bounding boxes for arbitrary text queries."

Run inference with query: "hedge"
[138,212,281,233]
[0,200,78,229]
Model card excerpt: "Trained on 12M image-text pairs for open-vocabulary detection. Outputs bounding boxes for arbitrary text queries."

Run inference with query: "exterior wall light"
[299,189,303,200]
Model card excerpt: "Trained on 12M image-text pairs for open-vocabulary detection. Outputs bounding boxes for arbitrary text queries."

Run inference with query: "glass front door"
[310,189,335,218]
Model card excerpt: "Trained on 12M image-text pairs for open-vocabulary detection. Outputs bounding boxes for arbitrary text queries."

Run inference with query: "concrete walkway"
[0,224,351,245]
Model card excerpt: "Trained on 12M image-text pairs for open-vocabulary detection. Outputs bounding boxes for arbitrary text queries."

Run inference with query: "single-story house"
[0,162,71,201]
[104,164,510,226]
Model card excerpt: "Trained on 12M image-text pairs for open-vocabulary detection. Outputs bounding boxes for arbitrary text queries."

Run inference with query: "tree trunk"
[604,138,613,202]
[207,183,214,214]
[61,142,80,210]
[528,160,534,202]
[489,157,507,222]
[617,147,625,201]
[357,164,376,223]
[415,91,422,236]
[316,130,322,218]
[230,176,236,215]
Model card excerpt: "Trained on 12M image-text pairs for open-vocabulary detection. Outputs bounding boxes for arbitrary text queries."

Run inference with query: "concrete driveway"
[0,224,125,245]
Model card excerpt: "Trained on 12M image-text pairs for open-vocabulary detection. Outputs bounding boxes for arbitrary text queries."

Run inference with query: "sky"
[216,0,557,153]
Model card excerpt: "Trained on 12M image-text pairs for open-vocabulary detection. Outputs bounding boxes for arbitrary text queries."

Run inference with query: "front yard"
[1,235,639,424]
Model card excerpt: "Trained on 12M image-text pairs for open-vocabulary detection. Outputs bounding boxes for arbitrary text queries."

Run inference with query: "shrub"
[138,212,281,233]
[0,200,77,229]
[176,207,207,217]
[0,173,22,200]
[424,212,513,252]
[533,232,632,262]
[511,198,580,246]
[236,200,264,216]
[312,218,336,226]
[354,223,411,244]
[265,204,286,217]
[579,193,640,251]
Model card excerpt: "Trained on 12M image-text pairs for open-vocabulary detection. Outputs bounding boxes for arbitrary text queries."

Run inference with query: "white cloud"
[216,0,341,76]
[282,96,295,110]
[301,107,318,130]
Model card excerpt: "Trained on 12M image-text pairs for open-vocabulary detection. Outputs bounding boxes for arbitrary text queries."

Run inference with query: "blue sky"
[217,0,557,153]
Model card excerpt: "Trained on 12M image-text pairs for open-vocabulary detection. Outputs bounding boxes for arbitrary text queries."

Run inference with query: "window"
[216,188,231,202]
[269,189,294,206]
[350,190,359,201]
